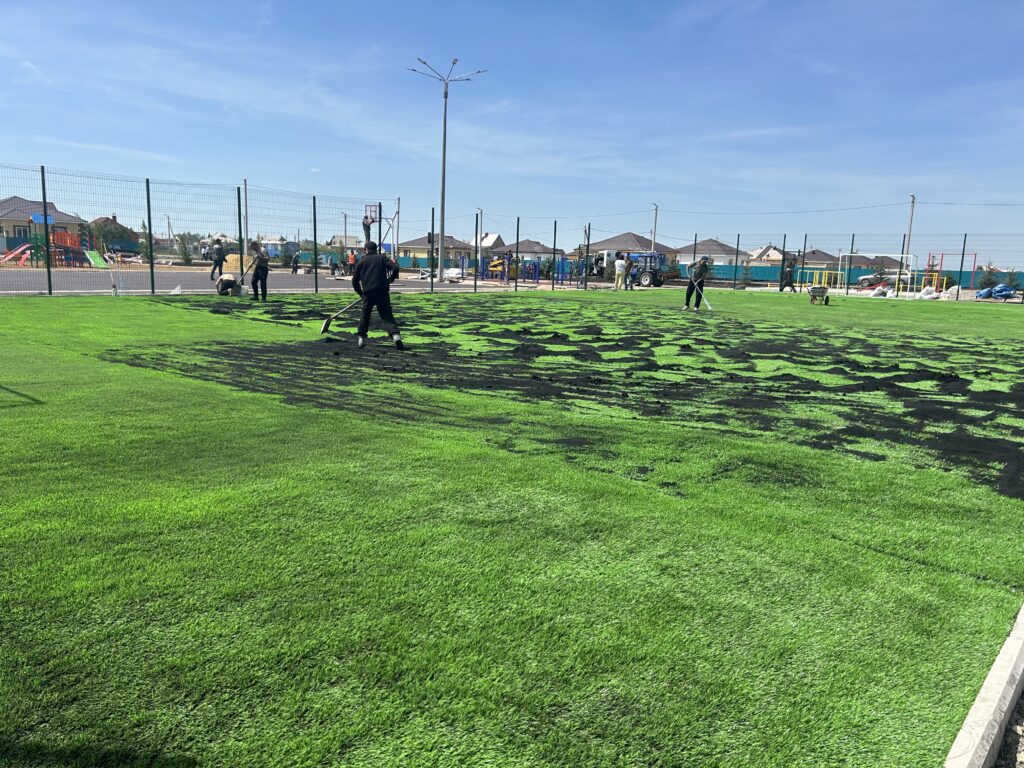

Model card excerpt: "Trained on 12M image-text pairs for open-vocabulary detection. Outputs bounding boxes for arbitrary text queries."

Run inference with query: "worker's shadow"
[0,740,198,767]
[0,385,44,409]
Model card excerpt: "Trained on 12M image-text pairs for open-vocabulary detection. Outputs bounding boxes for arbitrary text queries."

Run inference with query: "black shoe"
[393,334,405,350]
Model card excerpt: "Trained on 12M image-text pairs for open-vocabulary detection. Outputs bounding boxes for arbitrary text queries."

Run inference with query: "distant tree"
[139,222,152,262]
[411,254,421,270]
[88,218,138,250]
[740,260,753,286]
[176,237,192,265]
[977,261,1001,289]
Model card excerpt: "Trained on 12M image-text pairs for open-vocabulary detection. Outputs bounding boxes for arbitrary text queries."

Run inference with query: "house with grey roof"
[586,232,679,260]
[675,238,744,266]
[398,234,473,267]
[496,239,566,261]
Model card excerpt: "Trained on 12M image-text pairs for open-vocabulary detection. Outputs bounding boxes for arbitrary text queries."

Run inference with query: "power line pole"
[904,194,916,255]
[651,203,658,253]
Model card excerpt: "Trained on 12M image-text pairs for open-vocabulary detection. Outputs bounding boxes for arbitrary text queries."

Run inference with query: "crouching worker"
[352,240,403,349]
[214,273,239,296]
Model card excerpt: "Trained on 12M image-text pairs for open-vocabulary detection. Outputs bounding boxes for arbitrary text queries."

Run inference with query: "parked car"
[856,270,911,288]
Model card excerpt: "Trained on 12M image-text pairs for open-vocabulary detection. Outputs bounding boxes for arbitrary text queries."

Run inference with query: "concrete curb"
[946,604,1024,768]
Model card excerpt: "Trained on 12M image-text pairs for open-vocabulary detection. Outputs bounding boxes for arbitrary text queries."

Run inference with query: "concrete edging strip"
[946,604,1024,768]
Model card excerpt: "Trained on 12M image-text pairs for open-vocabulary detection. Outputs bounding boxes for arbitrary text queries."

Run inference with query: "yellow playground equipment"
[806,270,845,289]
[918,271,950,292]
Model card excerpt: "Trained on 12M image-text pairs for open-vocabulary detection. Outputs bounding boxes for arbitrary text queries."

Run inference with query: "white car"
[416,268,464,282]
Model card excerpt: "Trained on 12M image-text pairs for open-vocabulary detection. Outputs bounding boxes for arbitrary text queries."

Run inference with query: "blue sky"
[3,0,1023,255]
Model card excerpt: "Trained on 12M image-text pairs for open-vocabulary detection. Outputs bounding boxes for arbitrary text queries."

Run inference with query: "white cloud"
[33,137,179,164]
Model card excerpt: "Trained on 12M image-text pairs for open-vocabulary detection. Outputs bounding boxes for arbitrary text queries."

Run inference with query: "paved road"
[0,267,530,295]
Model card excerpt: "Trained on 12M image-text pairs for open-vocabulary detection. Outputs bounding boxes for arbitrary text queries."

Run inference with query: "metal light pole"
[409,58,486,284]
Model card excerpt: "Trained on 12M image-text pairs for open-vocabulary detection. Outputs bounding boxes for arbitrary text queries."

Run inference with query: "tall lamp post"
[408,57,486,281]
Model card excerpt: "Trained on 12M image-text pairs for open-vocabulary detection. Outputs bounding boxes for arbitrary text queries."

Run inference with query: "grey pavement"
[0,266,531,295]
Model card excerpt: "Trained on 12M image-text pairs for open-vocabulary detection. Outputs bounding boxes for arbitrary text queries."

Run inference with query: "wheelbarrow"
[808,285,830,305]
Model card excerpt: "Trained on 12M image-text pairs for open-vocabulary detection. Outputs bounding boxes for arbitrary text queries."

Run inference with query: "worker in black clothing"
[779,257,797,292]
[352,241,402,349]
[248,240,271,301]
[209,238,226,280]
[362,214,375,244]
[684,255,711,310]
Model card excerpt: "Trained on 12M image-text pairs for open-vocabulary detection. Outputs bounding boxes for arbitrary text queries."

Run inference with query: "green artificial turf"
[1,289,1022,767]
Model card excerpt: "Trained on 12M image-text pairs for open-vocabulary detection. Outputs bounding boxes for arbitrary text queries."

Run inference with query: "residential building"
[398,234,473,265]
[327,234,364,253]
[675,238,744,266]
[471,232,505,261]
[0,196,87,245]
[496,239,566,261]
[586,232,679,262]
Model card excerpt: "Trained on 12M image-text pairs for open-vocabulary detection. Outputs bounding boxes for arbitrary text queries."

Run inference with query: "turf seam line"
[818,530,1023,595]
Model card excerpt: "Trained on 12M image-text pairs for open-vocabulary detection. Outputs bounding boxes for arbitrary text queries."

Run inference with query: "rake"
[319,297,364,334]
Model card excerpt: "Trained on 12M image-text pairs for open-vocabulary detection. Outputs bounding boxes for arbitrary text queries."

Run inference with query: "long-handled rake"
[319,297,364,334]
[694,282,713,313]
[687,269,714,313]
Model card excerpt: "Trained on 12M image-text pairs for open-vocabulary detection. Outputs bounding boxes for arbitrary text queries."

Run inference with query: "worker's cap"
[699,255,709,262]
[365,241,378,254]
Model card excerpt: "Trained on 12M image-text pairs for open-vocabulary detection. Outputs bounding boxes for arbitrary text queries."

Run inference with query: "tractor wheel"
[640,272,653,287]
[824,295,830,305]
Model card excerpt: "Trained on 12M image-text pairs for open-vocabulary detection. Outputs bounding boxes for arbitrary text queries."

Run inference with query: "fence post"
[473,212,479,293]
[377,201,382,246]
[514,217,520,292]
[551,220,557,291]
[955,233,967,301]
[844,234,855,295]
[799,233,808,291]
[778,233,787,291]
[584,223,590,290]
[732,235,740,289]
[312,196,319,294]
[40,165,52,295]
[429,207,435,294]
[236,187,245,276]
[145,178,155,295]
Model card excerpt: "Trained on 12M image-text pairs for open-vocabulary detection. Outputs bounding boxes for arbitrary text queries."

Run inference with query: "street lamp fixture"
[408,57,486,280]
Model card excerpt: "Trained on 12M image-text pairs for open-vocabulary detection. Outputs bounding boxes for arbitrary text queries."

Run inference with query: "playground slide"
[85,250,109,269]
[0,243,32,265]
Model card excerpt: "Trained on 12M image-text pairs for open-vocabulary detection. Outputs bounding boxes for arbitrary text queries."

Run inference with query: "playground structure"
[473,252,542,285]
[918,252,977,292]
[0,243,34,266]
[804,269,846,289]
[0,231,109,269]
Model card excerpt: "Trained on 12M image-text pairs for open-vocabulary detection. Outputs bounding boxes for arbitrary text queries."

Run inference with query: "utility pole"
[904,194,916,256]
[395,197,401,268]
[343,212,348,264]
[477,207,484,256]
[651,203,658,253]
